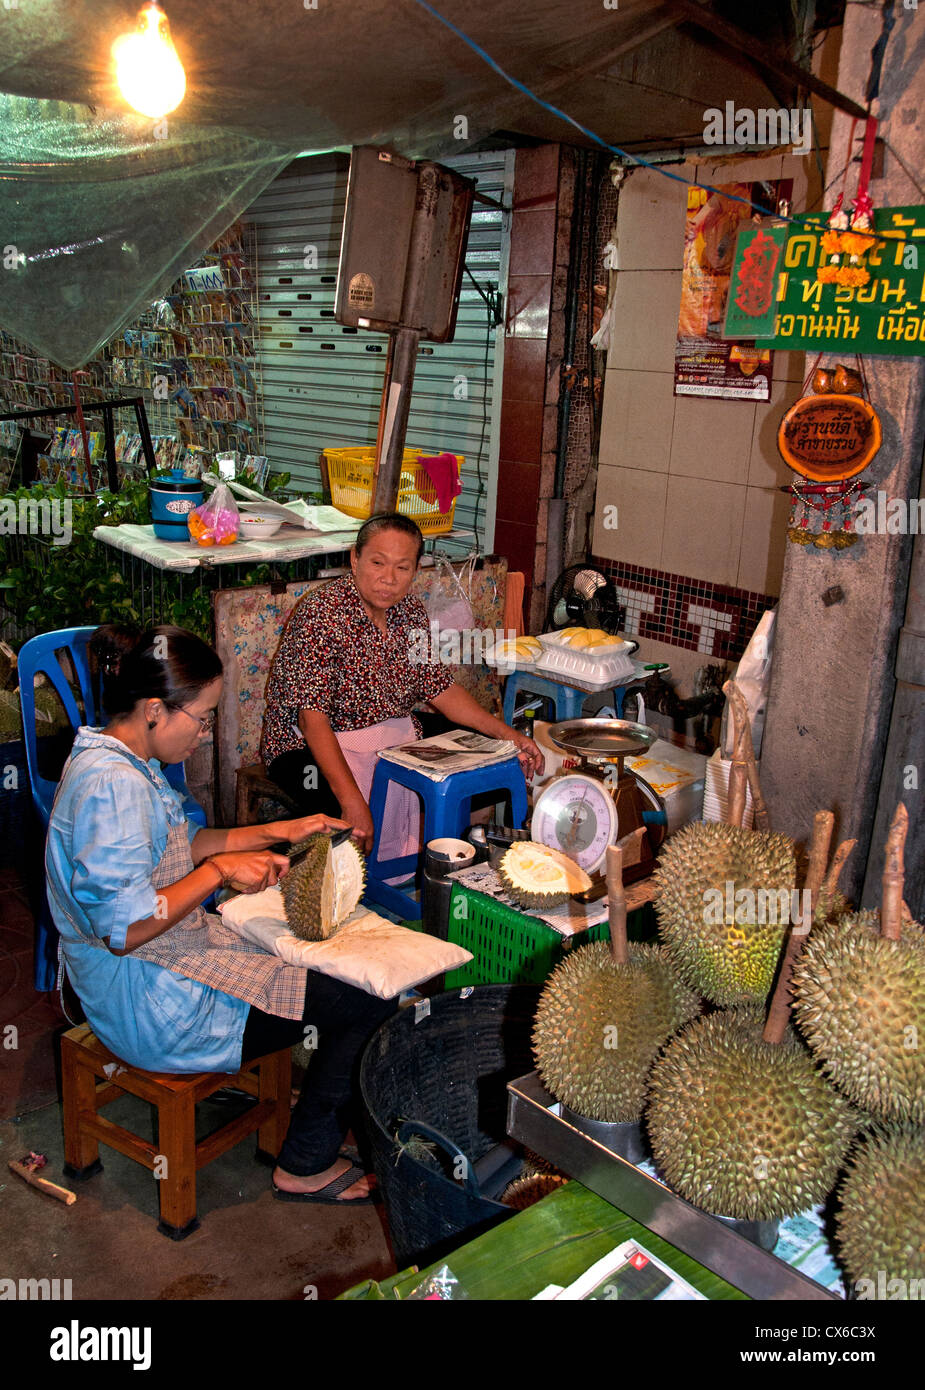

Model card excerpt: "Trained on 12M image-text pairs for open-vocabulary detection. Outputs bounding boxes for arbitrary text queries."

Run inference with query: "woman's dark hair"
[91,624,223,718]
[354,512,424,564]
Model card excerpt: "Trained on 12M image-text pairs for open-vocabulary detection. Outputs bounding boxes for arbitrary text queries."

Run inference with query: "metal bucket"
[561,1105,648,1164]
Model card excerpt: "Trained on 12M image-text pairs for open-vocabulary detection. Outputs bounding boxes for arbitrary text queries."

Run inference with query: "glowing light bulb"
[113,4,186,119]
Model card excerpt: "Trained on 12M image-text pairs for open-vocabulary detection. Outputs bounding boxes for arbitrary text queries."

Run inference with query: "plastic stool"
[502,670,635,725]
[364,756,528,920]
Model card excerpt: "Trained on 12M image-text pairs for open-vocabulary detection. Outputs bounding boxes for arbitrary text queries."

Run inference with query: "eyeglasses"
[172,705,216,735]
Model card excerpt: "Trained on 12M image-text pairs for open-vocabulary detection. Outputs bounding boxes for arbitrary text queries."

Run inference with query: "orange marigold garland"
[816,191,876,288]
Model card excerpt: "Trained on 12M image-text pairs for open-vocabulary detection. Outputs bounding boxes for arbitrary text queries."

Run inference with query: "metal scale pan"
[531,719,661,882]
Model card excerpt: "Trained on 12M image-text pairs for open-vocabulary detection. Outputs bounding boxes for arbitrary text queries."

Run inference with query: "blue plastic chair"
[501,669,636,725]
[363,755,529,920]
[17,626,206,990]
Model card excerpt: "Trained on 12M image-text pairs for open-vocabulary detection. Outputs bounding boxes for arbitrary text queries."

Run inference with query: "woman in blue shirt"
[46,624,393,1205]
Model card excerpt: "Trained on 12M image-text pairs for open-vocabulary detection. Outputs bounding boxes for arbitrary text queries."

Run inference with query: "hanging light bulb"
[112,4,186,119]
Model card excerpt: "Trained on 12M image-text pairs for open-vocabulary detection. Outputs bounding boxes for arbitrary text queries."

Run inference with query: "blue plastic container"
[149,469,203,541]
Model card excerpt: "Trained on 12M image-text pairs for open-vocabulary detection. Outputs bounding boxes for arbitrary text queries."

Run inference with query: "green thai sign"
[724,206,925,355]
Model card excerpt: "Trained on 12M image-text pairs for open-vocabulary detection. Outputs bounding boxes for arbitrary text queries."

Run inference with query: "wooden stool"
[235,762,301,826]
[61,1024,292,1240]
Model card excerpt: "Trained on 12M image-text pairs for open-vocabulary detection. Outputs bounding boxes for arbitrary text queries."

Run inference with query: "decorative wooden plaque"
[778,393,881,482]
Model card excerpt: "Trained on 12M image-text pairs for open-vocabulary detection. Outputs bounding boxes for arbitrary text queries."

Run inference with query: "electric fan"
[546,564,623,634]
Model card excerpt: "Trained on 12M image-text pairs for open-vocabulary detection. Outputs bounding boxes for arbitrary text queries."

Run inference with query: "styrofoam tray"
[534,630,637,687]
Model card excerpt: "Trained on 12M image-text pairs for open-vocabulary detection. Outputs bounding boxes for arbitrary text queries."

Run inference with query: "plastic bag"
[423,552,476,636]
[721,609,776,759]
[188,479,240,548]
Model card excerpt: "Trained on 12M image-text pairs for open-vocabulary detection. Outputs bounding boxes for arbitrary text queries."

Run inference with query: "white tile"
[661,476,747,585]
[599,369,675,472]
[669,394,756,483]
[617,166,691,271]
[591,465,668,567]
[750,382,803,488]
[738,486,791,595]
[608,270,683,373]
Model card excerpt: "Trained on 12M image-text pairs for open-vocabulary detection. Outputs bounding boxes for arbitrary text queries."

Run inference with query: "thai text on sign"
[723,206,925,355]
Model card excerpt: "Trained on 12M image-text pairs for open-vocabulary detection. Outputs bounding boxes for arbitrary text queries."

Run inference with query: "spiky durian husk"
[532,941,701,1123]
[835,1125,925,1296]
[281,838,334,941]
[792,910,925,1124]
[652,821,797,1007]
[646,1008,859,1222]
[502,1173,569,1211]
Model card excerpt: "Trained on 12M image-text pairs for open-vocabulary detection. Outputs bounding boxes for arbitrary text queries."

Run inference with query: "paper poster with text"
[675,180,790,400]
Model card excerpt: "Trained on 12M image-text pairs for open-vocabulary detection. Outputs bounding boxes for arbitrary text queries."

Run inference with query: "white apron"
[335,717,420,864]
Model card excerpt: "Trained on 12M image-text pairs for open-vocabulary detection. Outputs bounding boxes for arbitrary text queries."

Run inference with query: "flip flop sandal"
[272,1160,374,1205]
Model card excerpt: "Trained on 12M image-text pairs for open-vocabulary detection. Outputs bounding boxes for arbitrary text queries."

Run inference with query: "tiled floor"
[0,862,396,1299]
[0,864,65,1121]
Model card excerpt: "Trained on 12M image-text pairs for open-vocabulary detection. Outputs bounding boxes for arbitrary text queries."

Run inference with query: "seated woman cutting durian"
[262,511,544,856]
[46,624,393,1204]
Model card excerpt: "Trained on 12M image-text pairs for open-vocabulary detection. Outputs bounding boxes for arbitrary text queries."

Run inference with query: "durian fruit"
[499,841,592,910]
[556,626,584,641]
[646,1007,859,1221]
[502,1173,569,1210]
[653,821,798,1006]
[514,635,542,660]
[792,910,925,1123]
[835,1125,925,1298]
[532,941,701,1122]
[281,834,366,941]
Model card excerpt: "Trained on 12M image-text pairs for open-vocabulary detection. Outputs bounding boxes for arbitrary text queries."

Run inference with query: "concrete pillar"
[761,3,925,904]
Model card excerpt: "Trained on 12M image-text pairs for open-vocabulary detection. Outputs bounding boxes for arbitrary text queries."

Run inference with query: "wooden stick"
[723,680,770,831]
[606,844,628,965]
[763,810,834,1045]
[8,1160,77,1206]
[881,803,908,942]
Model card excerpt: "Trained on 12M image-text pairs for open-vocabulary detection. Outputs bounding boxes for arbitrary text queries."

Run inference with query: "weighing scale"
[530,719,663,883]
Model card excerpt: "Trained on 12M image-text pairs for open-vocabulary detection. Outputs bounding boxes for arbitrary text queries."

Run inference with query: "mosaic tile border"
[591,557,776,661]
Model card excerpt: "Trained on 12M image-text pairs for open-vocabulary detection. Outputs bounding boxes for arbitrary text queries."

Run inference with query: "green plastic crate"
[445,883,612,988]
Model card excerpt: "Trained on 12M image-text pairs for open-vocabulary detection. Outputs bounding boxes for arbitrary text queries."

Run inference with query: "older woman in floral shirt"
[262,512,542,853]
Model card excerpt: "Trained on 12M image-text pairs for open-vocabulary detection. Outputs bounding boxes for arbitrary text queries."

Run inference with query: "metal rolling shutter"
[246,148,513,552]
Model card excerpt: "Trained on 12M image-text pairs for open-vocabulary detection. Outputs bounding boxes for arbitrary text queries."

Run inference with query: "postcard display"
[0,221,264,493]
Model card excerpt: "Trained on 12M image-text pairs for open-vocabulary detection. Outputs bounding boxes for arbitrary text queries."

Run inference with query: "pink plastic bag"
[187,481,240,547]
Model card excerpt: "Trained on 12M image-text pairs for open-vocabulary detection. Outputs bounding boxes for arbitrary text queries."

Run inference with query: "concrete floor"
[0,865,397,1301]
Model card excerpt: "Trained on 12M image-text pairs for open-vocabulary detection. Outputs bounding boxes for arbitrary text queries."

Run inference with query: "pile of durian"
[528,680,924,1296]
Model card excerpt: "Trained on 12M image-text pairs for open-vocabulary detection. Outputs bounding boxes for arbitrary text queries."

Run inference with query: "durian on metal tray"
[506,1072,839,1302]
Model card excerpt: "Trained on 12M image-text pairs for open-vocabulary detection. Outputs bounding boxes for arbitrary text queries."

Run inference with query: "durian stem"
[606,844,628,965]
[823,838,856,903]
[763,809,833,1045]
[881,803,908,942]
[723,679,770,831]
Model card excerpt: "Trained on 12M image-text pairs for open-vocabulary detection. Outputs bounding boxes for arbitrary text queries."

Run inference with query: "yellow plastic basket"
[323,447,464,535]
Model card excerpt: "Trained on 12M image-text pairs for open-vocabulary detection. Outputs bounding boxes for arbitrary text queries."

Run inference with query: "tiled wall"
[591,556,774,661]
[592,152,823,653]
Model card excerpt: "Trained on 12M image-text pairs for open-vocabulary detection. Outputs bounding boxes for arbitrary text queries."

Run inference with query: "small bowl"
[238,514,283,540]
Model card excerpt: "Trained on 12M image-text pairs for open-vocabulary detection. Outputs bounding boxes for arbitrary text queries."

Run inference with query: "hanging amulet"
[788,527,812,545]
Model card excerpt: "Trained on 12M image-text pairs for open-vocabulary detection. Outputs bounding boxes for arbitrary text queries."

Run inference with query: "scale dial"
[531,772,619,874]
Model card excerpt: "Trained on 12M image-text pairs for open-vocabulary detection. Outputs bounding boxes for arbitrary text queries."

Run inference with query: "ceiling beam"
[672,0,869,121]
